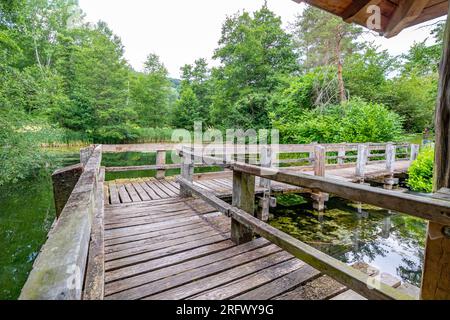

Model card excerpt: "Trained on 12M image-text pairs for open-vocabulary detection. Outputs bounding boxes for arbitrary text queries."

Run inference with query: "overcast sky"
[78,0,444,78]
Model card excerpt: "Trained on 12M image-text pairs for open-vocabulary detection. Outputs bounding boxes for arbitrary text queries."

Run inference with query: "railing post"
[410,144,420,162]
[356,144,368,182]
[385,143,396,174]
[156,150,166,180]
[384,143,398,190]
[312,145,329,211]
[257,146,272,222]
[180,146,194,198]
[338,145,346,166]
[314,145,326,177]
[231,170,255,244]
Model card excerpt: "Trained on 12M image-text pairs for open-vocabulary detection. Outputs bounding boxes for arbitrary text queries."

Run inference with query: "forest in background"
[0,0,445,186]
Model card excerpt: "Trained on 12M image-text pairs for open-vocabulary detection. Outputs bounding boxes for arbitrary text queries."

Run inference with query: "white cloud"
[78,0,445,78]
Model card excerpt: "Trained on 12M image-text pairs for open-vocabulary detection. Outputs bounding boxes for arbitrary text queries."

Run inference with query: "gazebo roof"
[293,0,448,37]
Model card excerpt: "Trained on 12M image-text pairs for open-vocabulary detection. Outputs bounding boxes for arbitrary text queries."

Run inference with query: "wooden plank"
[159,179,180,194]
[150,178,177,197]
[104,215,209,240]
[109,182,121,205]
[105,238,269,295]
[105,225,211,254]
[145,180,170,198]
[233,264,320,300]
[190,258,305,300]
[104,240,236,286]
[132,182,151,201]
[153,251,302,300]
[107,244,281,300]
[125,183,142,202]
[118,184,132,204]
[385,0,429,38]
[138,179,160,200]
[422,9,450,300]
[105,211,198,230]
[83,166,105,300]
[105,230,222,262]
[104,222,206,247]
[105,234,229,271]
[273,275,347,300]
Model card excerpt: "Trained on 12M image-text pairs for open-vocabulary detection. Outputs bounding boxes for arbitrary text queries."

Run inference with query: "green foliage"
[407,147,434,193]
[0,111,45,186]
[273,98,403,144]
[291,6,363,70]
[209,5,298,129]
[383,73,437,133]
[130,54,171,128]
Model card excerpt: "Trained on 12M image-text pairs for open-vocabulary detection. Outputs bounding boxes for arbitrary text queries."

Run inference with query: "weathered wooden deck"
[23,143,441,301]
[106,159,411,205]
[103,195,353,300]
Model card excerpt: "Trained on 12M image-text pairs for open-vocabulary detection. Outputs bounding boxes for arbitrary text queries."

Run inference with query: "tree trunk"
[420,7,450,300]
[336,32,346,103]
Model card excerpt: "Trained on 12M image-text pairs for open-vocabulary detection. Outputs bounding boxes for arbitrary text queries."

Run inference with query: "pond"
[0,147,80,300]
[270,194,427,287]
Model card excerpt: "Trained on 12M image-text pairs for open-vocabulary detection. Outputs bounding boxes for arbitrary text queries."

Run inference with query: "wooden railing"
[177,147,450,300]
[104,142,419,180]
[20,145,104,300]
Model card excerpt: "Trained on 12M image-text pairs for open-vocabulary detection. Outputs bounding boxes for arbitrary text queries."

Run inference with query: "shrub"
[273,98,404,144]
[407,146,434,193]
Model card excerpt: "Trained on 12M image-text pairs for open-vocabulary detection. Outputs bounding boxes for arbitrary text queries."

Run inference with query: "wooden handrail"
[177,177,414,300]
[231,162,450,225]
[20,145,103,300]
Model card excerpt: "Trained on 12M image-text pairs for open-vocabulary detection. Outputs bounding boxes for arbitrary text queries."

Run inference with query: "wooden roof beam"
[384,0,429,38]
[342,0,381,22]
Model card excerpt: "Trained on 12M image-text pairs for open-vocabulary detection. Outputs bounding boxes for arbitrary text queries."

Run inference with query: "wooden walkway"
[103,196,354,300]
[106,160,411,205]
[21,144,431,300]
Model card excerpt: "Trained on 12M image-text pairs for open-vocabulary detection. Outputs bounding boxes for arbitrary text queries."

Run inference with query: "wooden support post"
[52,163,84,218]
[421,10,450,300]
[257,146,272,222]
[384,143,397,190]
[180,147,194,198]
[313,145,328,211]
[314,145,326,177]
[338,145,346,166]
[231,170,255,244]
[356,144,368,182]
[385,143,396,174]
[410,144,420,162]
[259,145,272,187]
[155,150,166,180]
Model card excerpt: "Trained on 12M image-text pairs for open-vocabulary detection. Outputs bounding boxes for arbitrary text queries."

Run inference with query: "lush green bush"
[0,111,45,186]
[273,98,404,144]
[407,147,434,193]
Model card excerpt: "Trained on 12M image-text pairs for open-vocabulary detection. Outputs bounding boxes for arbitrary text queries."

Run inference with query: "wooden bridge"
[20,142,450,300]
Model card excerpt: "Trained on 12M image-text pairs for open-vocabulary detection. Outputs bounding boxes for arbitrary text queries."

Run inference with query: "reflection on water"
[270,195,426,287]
